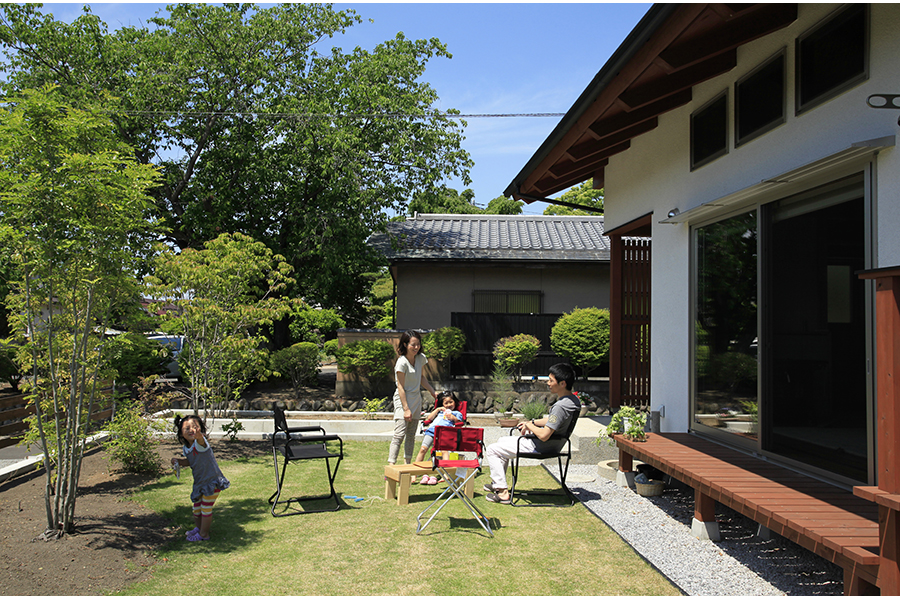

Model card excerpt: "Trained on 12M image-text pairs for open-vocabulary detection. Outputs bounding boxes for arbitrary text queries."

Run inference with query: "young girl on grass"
[172,415,230,542]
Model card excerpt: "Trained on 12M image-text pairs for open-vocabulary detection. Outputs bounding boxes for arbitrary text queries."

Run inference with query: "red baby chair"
[415,425,493,537]
[421,394,468,431]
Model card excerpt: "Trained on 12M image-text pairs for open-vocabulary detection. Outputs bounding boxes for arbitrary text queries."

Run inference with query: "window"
[690,91,728,170]
[736,51,785,146]
[796,4,868,114]
[472,290,541,314]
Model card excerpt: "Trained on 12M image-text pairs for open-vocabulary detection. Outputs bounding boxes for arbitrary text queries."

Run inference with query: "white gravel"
[548,464,844,596]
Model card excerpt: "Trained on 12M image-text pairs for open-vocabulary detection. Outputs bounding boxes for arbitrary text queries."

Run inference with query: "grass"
[120,440,680,596]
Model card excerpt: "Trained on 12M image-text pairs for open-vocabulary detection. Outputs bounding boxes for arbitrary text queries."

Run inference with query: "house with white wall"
[507,4,900,592]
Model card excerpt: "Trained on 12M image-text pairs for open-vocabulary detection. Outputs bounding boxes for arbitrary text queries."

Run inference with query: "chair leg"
[268,452,342,517]
[510,454,575,507]
[416,467,493,537]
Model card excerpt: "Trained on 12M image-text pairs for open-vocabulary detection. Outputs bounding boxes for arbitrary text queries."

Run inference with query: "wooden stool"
[384,461,475,505]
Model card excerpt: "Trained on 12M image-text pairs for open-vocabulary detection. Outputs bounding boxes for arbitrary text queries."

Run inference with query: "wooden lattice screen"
[610,236,651,410]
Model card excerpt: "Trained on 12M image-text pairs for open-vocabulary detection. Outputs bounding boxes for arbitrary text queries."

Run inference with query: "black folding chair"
[508,415,579,507]
[268,405,343,517]
[416,426,493,537]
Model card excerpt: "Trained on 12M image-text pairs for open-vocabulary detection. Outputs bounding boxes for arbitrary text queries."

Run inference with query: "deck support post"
[616,447,636,488]
[691,489,720,541]
[857,267,900,595]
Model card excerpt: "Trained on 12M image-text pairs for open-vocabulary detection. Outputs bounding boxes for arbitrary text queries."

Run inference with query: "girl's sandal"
[187,531,210,542]
[185,527,200,537]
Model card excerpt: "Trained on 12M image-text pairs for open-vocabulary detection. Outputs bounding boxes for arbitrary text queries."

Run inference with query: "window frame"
[735,49,786,147]
[795,3,869,115]
[690,90,729,171]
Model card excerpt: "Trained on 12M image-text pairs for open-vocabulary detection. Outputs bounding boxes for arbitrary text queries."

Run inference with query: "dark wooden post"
[609,235,623,412]
[855,266,900,595]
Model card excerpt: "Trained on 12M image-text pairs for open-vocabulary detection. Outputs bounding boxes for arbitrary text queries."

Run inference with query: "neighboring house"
[508,7,900,588]
[368,213,612,374]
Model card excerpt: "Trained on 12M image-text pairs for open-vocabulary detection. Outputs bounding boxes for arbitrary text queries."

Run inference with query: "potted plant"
[574,391,592,417]
[521,398,547,422]
[606,406,648,442]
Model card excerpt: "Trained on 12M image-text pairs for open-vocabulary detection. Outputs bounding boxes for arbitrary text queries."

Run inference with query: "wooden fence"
[0,384,115,450]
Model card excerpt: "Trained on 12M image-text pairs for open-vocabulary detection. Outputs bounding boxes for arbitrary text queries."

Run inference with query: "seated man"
[484,362,580,504]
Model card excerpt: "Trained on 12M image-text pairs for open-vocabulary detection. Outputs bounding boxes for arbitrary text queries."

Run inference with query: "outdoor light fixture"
[667,208,680,219]
[867,94,900,125]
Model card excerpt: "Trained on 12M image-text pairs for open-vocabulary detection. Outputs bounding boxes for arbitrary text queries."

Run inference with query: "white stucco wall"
[602,3,900,433]
[394,264,610,331]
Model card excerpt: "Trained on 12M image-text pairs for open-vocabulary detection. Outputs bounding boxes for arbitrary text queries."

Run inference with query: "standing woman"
[387,330,437,465]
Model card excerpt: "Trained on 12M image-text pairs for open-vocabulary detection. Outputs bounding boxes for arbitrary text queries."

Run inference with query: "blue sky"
[44,2,650,215]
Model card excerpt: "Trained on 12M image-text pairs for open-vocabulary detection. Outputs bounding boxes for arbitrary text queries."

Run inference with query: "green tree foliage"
[375,298,395,329]
[409,185,480,215]
[103,332,170,389]
[0,3,473,320]
[422,326,466,370]
[147,233,294,416]
[288,304,346,345]
[550,307,611,376]
[334,339,395,381]
[484,195,524,215]
[493,334,541,382]
[271,342,320,392]
[543,179,604,215]
[0,86,161,538]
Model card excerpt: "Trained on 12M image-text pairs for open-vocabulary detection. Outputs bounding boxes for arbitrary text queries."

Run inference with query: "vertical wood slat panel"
[621,238,651,408]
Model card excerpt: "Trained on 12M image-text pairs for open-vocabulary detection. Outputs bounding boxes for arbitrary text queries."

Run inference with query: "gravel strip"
[548,464,843,596]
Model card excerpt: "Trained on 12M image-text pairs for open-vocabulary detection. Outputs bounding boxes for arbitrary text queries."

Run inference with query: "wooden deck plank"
[615,433,880,593]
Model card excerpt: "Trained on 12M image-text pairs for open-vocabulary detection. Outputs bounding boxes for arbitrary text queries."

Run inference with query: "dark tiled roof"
[368,214,610,262]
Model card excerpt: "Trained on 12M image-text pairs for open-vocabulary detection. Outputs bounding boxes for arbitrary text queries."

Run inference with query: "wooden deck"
[614,432,880,595]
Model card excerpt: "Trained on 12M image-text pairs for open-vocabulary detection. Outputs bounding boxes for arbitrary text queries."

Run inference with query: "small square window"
[736,51,785,146]
[691,91,728,170]
[796,4,868,114]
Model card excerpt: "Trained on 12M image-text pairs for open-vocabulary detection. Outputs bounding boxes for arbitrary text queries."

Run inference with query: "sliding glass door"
[692,174,870,483]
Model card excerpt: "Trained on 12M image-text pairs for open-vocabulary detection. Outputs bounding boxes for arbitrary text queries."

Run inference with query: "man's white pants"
[485,434,539,490]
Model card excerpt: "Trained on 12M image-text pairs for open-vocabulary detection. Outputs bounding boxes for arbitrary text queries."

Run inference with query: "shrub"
[521,399,546,421]
[550,307,611,376]
[271,342,320,390]
[102,399,167,474]
[334,339,395,381]
[322,338,340,358]
[422,326,466,369]
[103,332,170,387]
[493,333,541,382]
[288,305,345,345]
[0,340,21,392]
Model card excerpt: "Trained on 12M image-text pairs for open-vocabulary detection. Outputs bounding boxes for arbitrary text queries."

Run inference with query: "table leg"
[398,473,411,506]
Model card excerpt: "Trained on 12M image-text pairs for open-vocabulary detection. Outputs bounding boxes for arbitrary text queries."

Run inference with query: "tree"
[0,3,473,320]
[288,304,346,345]
[550,307,611,377]
[147,233,294,415]
[493,334,541,382]
[409,185,482,215]
[484,195,523,215]
[0,86,161,538]
[422,326,466,372]
[543,179,604,215]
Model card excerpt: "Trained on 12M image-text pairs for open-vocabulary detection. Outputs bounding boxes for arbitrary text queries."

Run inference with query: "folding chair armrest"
[285,425,327,434]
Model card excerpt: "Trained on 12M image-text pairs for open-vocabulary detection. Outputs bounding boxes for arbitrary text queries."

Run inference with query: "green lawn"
[120,440,679,596]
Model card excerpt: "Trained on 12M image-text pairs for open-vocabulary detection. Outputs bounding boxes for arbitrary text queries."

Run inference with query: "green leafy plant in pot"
[604,406,648,443]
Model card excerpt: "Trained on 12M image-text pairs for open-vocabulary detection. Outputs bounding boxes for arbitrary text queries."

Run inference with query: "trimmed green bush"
[493,333,541,382]
[323,338,340,358]
[422,326,466,369]
[271,342,320,389]
[288,305,345,345]
[103,399,167,474]
[550,307,611,376]
[334,339,395,381]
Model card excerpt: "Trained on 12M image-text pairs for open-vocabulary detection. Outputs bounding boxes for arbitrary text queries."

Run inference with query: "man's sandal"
[485,492,511,504]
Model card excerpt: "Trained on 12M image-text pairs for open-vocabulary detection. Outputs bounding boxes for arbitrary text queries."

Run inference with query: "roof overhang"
[505,3,799,202]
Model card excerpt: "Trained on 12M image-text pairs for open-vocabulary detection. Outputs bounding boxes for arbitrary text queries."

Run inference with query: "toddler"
[172,415,230,542]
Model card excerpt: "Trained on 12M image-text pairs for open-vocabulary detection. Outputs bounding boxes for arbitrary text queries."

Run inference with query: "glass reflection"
[694,211,758,439]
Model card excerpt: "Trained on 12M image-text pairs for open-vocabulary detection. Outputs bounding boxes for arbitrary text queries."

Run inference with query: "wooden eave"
[506,3,798,202]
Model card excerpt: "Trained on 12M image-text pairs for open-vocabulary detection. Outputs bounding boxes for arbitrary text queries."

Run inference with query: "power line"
[108,110,565,119]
